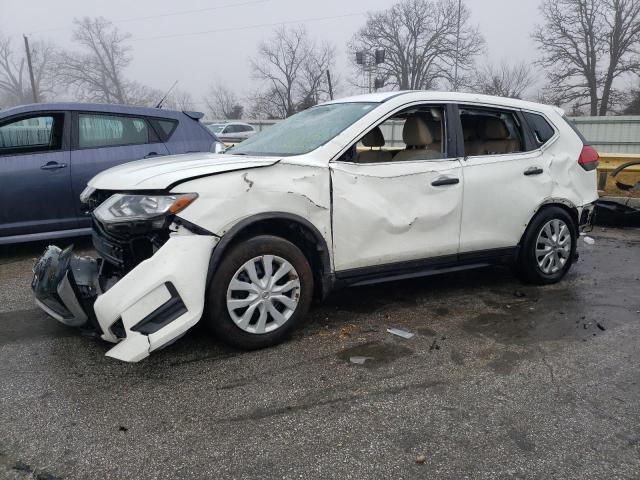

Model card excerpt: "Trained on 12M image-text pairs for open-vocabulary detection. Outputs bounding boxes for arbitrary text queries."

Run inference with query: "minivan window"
[0,114,64,155]
[460,107,523,157]
[524,112,556,146]
[78,114,150,149]
[156,119,178,138]
[229,102,378,157]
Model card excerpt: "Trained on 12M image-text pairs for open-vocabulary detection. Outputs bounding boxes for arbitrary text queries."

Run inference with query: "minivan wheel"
[516,207,577,285]
[204,235,313,349]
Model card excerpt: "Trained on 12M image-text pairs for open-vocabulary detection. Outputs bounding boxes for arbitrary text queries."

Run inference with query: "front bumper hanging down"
[32,235,218,362]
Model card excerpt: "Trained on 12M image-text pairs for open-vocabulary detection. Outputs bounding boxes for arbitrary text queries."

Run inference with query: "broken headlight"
[94,193,198,225]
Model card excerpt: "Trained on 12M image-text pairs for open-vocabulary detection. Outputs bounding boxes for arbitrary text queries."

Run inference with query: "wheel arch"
[206,212,333,301]
[520,198,579,246]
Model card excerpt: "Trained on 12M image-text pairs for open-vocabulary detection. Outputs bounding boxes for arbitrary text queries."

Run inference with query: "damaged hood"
[88,153,281,190]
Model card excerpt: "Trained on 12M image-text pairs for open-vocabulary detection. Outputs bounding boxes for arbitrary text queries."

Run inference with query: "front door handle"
[40,161,67,170]
[431,176,460,187]
[524,166,543,176]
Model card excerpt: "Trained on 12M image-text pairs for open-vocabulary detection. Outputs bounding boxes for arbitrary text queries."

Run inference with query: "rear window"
[523,112,556,147]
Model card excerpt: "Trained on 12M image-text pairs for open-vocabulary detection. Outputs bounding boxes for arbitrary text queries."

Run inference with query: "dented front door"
[330,159,463,271]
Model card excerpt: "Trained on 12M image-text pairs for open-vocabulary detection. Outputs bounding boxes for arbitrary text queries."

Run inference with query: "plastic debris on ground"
[349,356,374,365]
[582,236,595,245]
[386,328,415,339]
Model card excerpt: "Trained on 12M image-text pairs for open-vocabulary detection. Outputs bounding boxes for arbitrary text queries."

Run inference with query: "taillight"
[578,145,599,171]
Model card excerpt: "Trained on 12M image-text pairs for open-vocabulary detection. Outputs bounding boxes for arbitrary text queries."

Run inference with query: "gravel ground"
[0,228,639,480]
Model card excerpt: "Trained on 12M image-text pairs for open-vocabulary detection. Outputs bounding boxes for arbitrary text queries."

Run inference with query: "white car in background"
[206,121,256,142]
[32,91,599,362]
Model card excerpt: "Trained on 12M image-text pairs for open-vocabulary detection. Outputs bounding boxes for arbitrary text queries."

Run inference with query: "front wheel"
[516,207,577,285]
[203,235,313,349]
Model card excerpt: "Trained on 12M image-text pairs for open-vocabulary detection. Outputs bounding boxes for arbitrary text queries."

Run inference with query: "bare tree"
[469,61,536,99]
[163,89,196,111]
[250,26,335,118]
[349,0,485,91]
[56,17,149,104]
[533,0,640,115]
[204,83,244,119]
[299,41,336,105]
[0,34,55,107]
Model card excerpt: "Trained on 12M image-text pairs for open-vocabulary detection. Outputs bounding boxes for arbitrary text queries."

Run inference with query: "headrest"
[483,118,509,140]
[403,116,433,146]
[362,126,385,148]
[426,120,442,142]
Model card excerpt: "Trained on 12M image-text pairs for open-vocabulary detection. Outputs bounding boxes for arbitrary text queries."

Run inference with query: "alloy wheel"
[226,255,301,334]
[535,219,571,274]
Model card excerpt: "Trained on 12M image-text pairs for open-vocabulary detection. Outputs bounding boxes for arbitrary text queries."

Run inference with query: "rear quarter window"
[523,112,556,147]
[147,118,178,142]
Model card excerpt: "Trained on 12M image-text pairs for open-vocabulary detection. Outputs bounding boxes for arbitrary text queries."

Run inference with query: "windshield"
[207,124,226,134]
[229,102,378,156]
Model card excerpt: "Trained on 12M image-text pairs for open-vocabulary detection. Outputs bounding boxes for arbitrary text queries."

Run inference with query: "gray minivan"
[0,103,221,244]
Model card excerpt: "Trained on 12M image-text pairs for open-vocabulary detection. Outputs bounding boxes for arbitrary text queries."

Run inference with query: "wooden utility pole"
[326,70,334,100]
[23,35,39,103]
[453,0,461,92]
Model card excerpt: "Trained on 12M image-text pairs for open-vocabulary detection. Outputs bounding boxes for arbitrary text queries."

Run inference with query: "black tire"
[203,235,313,350]
[516,206,578,285]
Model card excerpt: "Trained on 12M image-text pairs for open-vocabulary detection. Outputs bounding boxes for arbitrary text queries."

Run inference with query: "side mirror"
[212,142,225,153]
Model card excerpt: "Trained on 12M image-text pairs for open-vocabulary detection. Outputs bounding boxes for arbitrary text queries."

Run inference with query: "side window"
[78,114,150,149]
[460,107,523,157]
[0,114,64,155]
[147,118,178,141]
[344,105,446,164]
[523,112,556,147]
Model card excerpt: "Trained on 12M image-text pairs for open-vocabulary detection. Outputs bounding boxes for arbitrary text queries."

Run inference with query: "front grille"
[92,216,170,274]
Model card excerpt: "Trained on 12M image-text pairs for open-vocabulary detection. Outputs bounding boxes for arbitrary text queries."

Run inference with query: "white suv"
[32,91,599,362]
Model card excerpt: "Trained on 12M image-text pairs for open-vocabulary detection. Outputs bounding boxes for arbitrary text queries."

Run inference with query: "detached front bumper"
[32,234,218,362]
[32,245,100,329]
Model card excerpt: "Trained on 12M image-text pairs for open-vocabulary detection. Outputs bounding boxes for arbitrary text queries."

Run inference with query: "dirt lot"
[1,228,639,480]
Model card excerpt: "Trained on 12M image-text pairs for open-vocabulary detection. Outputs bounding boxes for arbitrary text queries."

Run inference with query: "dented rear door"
[331,159,463,271]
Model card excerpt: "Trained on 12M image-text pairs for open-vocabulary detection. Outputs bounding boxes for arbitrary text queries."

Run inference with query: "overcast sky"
[0,0,544,107]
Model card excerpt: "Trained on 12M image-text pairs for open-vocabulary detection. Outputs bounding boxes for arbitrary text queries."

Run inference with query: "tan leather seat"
[357,127,393,163]
[475,118,519,155]
[393,116,442,162]
[425,119,442,153]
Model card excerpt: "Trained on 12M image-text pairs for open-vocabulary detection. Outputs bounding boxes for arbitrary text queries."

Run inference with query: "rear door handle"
[144,152,159,159]
[524,166,543,176]
[431,176,460,187]
[40,162,67,170]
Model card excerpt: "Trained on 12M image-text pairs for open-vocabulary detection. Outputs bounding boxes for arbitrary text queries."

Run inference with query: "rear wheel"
[516,207,577,285]
[204,235,313,349]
